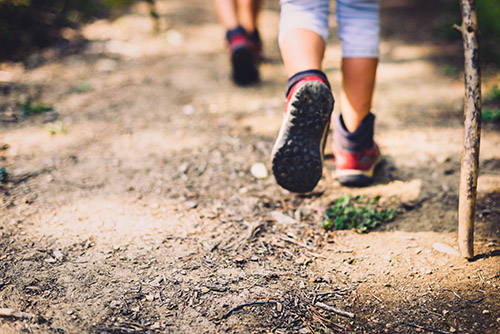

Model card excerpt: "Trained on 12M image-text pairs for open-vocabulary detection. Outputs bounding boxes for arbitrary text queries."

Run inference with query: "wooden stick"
[315,302,355,318]
[455,0,481,259]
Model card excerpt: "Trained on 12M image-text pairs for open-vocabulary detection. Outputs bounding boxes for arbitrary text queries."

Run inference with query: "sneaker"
[333,142,381,187]
[271,77,334,193]
[227,28,260,85]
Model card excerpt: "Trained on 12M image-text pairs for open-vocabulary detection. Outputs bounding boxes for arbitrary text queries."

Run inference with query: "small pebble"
[432,242,460,257]
[250,162,268,179]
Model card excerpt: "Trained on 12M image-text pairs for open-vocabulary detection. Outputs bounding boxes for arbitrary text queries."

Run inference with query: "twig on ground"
[443,288,462,300]
[294,313,316,334]
[442,288,483,303]
[405,322,453,334]
[222,301,278,319]
[10,167,53,186]
[370,292,383,303]
[0,308,36,320]
[278,234,314,250]
[315,302,355,318]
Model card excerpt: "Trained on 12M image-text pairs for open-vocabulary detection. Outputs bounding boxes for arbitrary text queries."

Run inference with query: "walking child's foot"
[271,71,334,193]
[227,26,260,85]
[332,113,381,187]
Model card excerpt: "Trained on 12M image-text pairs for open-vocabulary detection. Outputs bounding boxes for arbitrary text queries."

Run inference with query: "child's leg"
[213,0,261,85]
[340,58,378,132]
[272,0,334,193]
[280,29,325,76]
[336,0,379,131]
[213,0,239,30]
[333,0,381,186]
[237,0,262,34]
[279,0,330,76]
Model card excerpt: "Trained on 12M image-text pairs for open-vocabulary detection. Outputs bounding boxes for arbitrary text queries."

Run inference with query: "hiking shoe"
[271,77,334,193]
[333,142,381,187]
[227,28,260,85]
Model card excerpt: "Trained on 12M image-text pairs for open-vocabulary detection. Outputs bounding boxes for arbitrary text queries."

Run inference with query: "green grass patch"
[487,85,500,102]
[69,82,93,94]
[482,108,500,123]
[323,195,395,233]
[0,167,8,183]
[441,65,461,77]
[21,99,54,117]
[45,121,67,135]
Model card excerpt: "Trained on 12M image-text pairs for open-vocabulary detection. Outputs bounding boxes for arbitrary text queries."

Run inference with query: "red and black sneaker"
[333,142,381,187]
[271,77,334,193]
[227,28,260,85]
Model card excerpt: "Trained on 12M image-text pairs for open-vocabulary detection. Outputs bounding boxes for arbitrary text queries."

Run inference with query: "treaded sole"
[231,46,259,85]
[271,81,334,193]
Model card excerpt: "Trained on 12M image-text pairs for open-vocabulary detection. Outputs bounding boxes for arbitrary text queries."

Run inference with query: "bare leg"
[237,0,262,34]
[340,58,378,132]
[213,0,238,30]
[280,29,325,77]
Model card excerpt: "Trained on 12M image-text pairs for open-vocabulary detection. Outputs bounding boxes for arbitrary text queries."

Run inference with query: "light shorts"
[279,0,380,58]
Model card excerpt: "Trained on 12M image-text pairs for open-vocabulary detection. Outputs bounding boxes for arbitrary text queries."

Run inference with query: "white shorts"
[279,0,380,58]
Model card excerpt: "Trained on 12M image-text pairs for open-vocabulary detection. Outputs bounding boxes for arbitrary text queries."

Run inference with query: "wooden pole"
[454,0,481,259]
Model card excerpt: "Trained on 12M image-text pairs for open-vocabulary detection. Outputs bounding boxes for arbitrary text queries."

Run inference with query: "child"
[213,0,263,85]
[271,0,381,192]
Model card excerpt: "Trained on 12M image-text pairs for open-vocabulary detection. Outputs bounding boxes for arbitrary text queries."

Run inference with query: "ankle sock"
[286,69,330,97]
[334,112,375,152]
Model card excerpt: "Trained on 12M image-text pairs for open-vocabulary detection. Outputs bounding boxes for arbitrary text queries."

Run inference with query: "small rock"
[182,105,195,115]
[146,294,155,302]
[184,201,198,209]
[178,162,189,174]
[53,249,64,261]
[45,257,56,263]
[234,256,245,264]
[165,30,183,46]
[95,58,117,73]
[449,326,456,333]
[483,310,490,314]
[432,243,460,257]
[276,302,283,312]
[250,162,268,179]
[299,327,310,334]
[270,211,296,225]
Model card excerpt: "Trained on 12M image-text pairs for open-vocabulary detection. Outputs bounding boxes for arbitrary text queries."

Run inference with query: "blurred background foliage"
[0,0,135,60]
[442,0,500,64]
[0,0,499,63]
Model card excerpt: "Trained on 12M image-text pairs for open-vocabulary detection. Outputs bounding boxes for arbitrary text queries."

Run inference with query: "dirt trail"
[0,1,499,333]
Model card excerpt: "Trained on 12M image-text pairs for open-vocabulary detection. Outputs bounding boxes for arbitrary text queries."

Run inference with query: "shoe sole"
[336,155,383,187]
[271,81,334,193]
[231,46,259,85]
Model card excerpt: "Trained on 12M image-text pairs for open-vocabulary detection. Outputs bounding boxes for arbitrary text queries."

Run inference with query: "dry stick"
[0,308,36,320]
[222,301,278,319]
[315,302,355,318]
[405,322,453,334]
[454,0,482,259]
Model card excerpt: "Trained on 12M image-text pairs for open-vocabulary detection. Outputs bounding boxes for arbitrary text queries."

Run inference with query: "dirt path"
[1,1,499,333]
